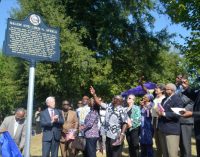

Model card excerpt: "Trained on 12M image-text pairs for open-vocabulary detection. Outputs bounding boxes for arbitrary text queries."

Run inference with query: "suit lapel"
[45,108,51,120]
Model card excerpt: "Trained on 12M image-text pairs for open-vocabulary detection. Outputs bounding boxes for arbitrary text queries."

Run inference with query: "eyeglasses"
[62,103,69,105]
[176,76,182,79]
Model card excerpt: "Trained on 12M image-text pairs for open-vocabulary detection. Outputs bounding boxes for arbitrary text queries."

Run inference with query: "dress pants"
[106,137,123,157]
[126,127,140,157]
[85,137,98,157]
[35,121,42,134]
[179,124,193,157]
[42,135,59,157]
[140,144,153,157]
[60,140,76,157]
[153,117,162,157]
[194,121,200,157]
[159,131,180,157]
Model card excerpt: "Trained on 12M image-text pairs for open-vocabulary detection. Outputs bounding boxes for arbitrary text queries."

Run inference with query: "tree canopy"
[0,0,187,115]
[159,0,200,69]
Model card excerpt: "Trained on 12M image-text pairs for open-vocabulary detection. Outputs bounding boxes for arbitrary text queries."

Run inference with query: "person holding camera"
[34,107,42,134]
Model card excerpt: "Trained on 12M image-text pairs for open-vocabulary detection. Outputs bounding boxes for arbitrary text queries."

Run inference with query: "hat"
[156,84,165,91]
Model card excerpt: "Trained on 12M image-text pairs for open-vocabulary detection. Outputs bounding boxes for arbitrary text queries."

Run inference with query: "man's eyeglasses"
[63,103,69,105]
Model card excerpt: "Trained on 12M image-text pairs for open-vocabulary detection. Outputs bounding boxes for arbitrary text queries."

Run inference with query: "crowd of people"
[0,74,200,157]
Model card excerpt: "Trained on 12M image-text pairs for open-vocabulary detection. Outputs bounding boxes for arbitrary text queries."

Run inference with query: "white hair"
[15,108,26,114]
[46,96,55,104]
[127,94,136,100]
[166,83,177,92]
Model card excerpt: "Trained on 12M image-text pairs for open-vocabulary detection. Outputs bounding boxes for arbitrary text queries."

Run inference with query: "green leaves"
[0,54,24,117]
[0,0,185,111]
[159,0,200,70]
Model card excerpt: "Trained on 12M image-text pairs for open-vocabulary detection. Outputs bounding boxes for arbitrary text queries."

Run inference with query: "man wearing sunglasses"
[0,108,26,152]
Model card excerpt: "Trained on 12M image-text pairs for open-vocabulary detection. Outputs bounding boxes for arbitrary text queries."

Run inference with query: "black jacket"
[183,87,200,121]
[158,94,184,135]
[178,93,194,124]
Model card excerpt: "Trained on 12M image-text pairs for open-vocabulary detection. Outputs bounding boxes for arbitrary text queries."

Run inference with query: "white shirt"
[48,108,54,117]
[14,118,19,136]
[152,95,165,117]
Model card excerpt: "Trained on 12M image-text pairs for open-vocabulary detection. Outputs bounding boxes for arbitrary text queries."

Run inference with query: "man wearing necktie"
[157,83,184,157]
[40,96,64,157]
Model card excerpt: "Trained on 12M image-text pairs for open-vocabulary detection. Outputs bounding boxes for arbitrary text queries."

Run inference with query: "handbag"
[65,129,76,141]
[71,136,86,151]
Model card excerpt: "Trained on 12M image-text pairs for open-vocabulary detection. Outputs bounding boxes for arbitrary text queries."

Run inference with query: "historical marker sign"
[3,13,60,62]
[2,13,60,157]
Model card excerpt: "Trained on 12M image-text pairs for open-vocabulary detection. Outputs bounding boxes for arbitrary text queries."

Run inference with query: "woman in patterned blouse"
[80,98,100,157]
[125,94,141,157]
[90,86,128,157]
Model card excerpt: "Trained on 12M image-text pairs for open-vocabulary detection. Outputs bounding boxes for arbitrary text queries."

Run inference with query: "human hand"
[181,78,189,89]
[119,133,125,143]
[157,111,165,117]
[79,125,85,131]
[0,128,7,133]
[54,115,59,121]
[181,110,193,118]
[51,115,58,123]
[99,146,104,154]
[90,86,96,95]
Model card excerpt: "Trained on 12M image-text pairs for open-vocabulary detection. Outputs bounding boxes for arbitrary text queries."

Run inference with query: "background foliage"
[1,0,195,116]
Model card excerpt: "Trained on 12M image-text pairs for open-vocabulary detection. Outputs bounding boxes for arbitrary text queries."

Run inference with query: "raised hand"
[181,78,189,89]
[90,86,96,95]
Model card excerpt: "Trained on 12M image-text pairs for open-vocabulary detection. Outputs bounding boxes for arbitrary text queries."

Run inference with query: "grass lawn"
[30,134,197,157]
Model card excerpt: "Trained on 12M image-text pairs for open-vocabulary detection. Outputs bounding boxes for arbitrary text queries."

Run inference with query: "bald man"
[0,108,26,152]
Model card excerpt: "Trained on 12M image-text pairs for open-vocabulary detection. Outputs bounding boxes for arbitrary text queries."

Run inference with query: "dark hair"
[93,103,100,113]
[62,100,71,107]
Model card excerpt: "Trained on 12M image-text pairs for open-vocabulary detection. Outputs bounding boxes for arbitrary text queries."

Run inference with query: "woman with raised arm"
[90,86,128,157]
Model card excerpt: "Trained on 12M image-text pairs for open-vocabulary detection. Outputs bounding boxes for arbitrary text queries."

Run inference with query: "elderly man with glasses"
[0,108,26,152]
[157,83,184,157]
[60,100,78,157]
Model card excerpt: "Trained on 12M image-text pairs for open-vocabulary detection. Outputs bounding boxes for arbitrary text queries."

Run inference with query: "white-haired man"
[157,83,184,157]
[40,96,64,157]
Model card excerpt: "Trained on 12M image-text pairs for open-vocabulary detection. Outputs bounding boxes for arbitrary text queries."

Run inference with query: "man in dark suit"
[158,83,184,157]
[175,75,194,157]
[40,96,64,157]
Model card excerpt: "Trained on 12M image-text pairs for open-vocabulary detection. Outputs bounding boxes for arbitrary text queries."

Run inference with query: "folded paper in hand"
[171,108,186,115]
